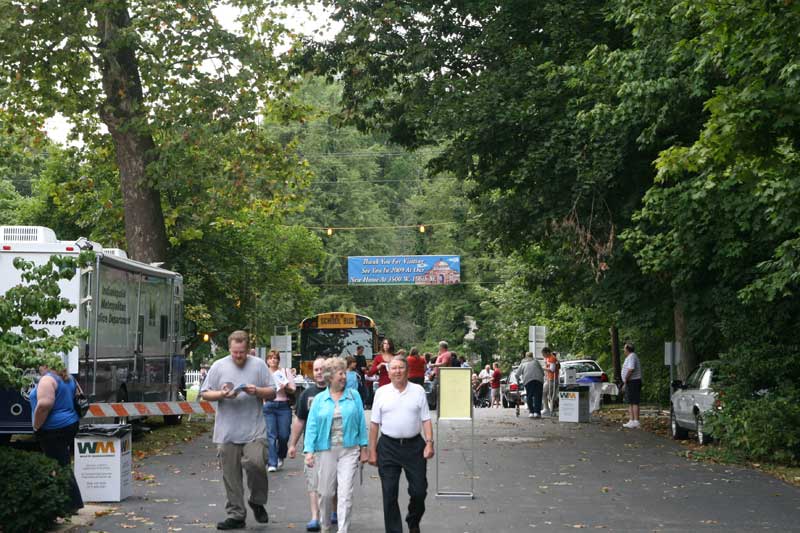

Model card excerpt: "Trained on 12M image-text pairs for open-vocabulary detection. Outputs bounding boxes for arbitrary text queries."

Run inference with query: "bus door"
[134,275,144,391]
[80,260,97,396]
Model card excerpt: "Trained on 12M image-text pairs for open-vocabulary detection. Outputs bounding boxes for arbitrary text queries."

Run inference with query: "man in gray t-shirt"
[201,331,276,530]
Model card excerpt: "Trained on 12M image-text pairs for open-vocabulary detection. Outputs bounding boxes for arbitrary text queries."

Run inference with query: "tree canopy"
[288,0,800,462]
[0,1,301,263]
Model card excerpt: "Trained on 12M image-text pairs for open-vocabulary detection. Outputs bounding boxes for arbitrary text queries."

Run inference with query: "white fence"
[184,370,203,386]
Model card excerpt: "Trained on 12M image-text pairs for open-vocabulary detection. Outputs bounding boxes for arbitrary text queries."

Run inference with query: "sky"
[44,2,339,145]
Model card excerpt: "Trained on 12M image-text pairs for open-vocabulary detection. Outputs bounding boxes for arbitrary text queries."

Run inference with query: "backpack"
[451,353,460,367]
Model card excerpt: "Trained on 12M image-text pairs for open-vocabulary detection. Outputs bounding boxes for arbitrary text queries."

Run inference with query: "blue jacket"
[304,387,368,453]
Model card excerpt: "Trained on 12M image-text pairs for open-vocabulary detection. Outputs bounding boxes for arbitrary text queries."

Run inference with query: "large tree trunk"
[609,324,621,385]
[95,4,168,264]
[674,299,697,380]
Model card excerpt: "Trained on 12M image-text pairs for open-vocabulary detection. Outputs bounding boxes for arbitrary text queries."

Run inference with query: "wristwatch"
[424,438,433,444]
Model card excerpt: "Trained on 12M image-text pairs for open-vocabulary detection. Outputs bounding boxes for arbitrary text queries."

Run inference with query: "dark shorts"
[625,379,642,404]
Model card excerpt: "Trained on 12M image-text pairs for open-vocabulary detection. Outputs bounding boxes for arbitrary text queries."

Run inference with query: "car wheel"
[501,396,509,408]
[695,413,712,445]
[670,408,688,440]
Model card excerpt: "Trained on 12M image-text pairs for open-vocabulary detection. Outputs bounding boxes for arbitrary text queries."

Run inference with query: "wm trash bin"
[558,385,590,423]
[74,424,132,502]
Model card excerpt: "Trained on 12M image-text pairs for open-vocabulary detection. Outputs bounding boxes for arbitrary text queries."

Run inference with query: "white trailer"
[0,226,185,438]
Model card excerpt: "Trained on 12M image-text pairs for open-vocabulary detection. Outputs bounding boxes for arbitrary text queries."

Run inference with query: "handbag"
[73,380,89,417]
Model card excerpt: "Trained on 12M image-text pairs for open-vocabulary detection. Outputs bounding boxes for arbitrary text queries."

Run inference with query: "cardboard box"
[74,424,132,502]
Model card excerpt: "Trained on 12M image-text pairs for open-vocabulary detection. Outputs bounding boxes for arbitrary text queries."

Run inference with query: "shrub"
[709,386,800,464]
[0,446,71,533]
[707,344,800,465]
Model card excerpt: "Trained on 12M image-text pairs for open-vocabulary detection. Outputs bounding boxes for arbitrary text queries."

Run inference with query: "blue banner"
[347,255,461,286]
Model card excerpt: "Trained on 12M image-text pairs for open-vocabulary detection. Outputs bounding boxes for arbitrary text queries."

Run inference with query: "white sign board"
[74,429,132,502]
[271,335,292,352]
[271,335,293,368]
[528,325,547,358]
[664,341,683,366]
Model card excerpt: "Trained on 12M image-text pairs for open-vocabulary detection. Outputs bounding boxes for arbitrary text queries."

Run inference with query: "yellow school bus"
[297,312,379,377]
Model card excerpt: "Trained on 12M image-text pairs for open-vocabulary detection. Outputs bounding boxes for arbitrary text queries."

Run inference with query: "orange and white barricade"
[84,401,216,418]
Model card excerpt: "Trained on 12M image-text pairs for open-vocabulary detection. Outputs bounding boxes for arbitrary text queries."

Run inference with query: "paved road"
[74,408,800,532]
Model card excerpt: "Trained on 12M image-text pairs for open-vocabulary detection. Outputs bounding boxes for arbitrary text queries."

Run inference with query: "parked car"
[501,366,526,408]
[670,362,719,445]
[558,359,609,384]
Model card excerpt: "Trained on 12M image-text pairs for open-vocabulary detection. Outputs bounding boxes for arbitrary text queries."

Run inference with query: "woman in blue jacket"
[304,357,368,533]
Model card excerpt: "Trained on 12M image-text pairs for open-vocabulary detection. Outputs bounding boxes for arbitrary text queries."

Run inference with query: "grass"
[131,416,212,461]
[595,403,800,488]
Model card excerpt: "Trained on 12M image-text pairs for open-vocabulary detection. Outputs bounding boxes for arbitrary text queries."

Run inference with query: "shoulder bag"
[73,379,89,418]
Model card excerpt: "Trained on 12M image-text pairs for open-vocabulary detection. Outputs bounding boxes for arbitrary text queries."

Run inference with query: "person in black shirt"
[288,357,330,532]
[354,345,370,407]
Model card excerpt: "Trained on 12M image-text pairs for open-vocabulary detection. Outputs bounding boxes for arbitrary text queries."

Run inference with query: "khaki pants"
[218,439,269,521]
[316,446,360,533]
[543,379,557,414]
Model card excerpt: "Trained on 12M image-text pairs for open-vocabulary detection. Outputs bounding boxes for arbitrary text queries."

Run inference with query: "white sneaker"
[541,410,551,417]
[528,413,535,418]
[277,459,284,470]
[623,420,640,429]
[267,466,277,473]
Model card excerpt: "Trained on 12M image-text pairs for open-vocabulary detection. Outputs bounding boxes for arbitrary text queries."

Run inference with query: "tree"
[0,1,296,263]
[0,253,93,389]
[290,0,694,369]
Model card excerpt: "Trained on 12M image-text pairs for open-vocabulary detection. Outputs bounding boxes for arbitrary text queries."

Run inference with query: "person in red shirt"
[406,347,427,386]
[367,338,394,388]
[432,341,452,376]
[491,363,502,408]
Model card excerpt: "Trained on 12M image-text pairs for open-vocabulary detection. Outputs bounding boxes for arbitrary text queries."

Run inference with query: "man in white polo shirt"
[368,355,434,533]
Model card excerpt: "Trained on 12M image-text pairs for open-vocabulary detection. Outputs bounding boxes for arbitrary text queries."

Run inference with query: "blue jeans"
[525,380,543,415]
[263,401,292,467]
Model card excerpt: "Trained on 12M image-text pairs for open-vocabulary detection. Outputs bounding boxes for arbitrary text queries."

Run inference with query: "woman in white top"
[264,349,296,471]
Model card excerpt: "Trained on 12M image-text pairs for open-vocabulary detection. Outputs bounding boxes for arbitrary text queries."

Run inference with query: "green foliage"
[0,447,71,532]
[706,344,800,465]
[0,1,310,261]
[0,114,56,197]
[275,78,502,355]
[0,178,33,226]
[710,390,800,465]
[0,252,93,388]
[287,0,800,445]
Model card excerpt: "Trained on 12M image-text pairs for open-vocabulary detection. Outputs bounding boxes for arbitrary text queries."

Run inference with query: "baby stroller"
[473,381,491,408]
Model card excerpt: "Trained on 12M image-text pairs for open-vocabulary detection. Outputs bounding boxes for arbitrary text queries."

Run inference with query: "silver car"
[501,365,525,408]
[670,362,719,445]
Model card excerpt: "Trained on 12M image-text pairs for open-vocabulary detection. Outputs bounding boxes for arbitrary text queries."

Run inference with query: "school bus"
[297,312,379,377]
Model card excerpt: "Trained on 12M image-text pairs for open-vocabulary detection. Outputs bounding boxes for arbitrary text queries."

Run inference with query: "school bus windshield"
[300,328,375,359]
[298,312,379,377]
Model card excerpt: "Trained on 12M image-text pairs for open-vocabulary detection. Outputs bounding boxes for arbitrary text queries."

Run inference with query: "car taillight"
[600,373,608,382]
[510,383,518,391]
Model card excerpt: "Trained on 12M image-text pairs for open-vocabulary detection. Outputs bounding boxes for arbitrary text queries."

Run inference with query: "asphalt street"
[72,407,800,532]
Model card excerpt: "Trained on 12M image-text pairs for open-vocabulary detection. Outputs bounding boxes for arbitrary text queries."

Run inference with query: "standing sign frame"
[435,367,474,499]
